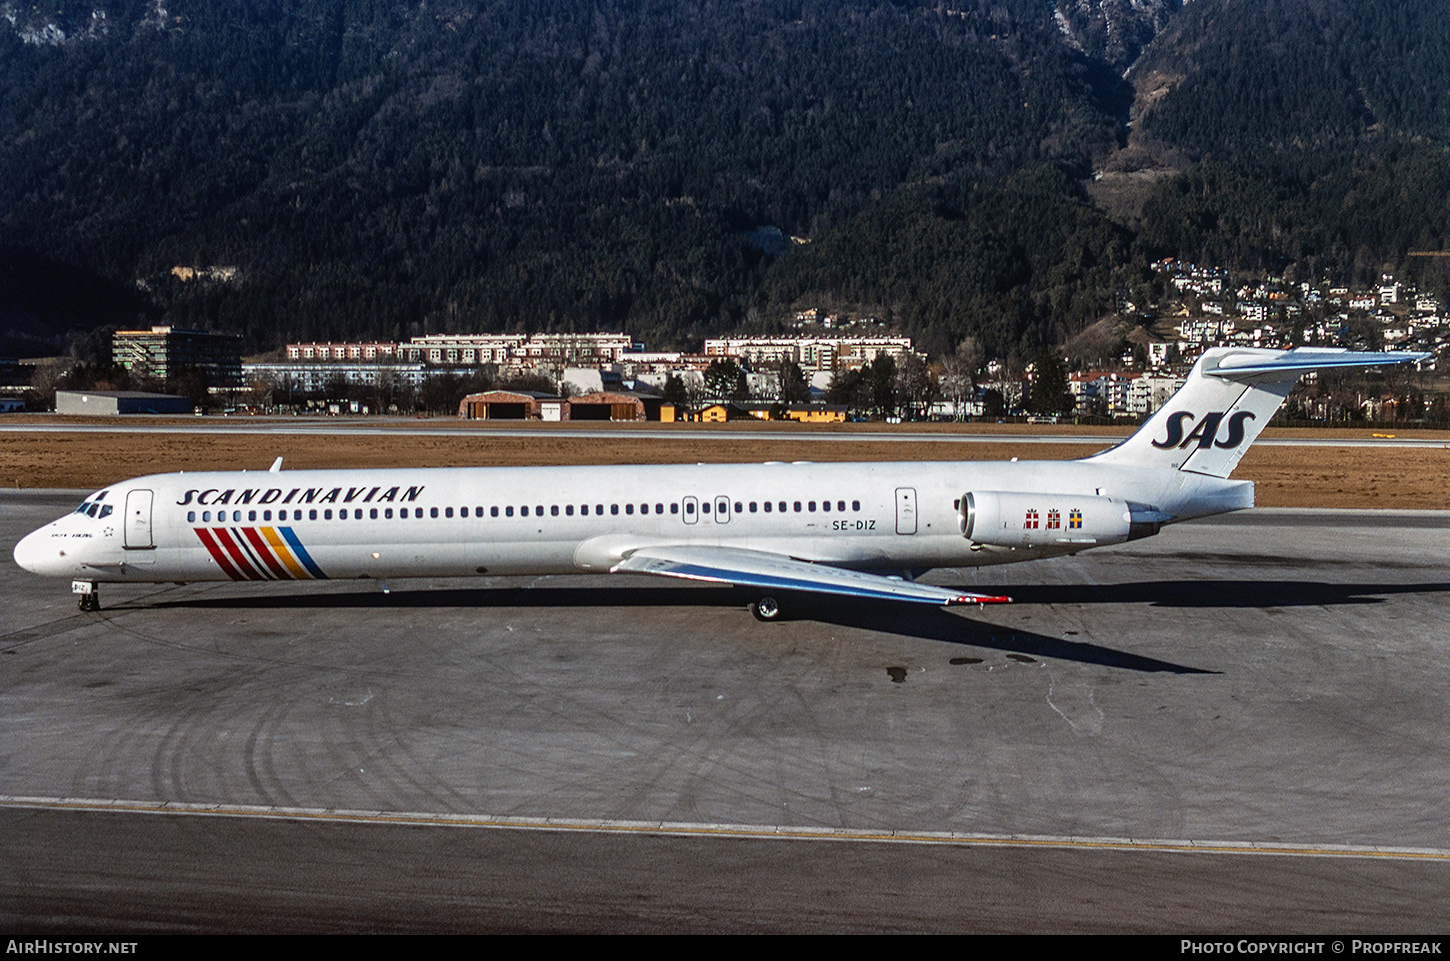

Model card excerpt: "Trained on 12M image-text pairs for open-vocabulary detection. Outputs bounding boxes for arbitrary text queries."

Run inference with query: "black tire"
[750,596,781,621]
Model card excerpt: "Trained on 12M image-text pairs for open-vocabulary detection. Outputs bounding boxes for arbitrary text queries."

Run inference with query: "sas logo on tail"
[1151,411,1256,450]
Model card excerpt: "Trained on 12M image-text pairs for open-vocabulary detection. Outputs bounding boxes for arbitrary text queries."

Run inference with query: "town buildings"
[112,325,243,385]
[201,266,1450,420]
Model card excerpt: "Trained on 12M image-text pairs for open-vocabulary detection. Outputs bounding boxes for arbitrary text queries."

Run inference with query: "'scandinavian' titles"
[176,485,425,507]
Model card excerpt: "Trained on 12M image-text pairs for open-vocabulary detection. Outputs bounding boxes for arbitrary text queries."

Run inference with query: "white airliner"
[13,347,1427,618]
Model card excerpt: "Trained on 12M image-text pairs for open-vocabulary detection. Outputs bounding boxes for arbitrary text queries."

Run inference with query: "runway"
[2,416,1448,448]
[3,492,1448,932]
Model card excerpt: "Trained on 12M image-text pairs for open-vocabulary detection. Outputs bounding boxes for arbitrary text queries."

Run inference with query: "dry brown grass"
[3,419,1447,507]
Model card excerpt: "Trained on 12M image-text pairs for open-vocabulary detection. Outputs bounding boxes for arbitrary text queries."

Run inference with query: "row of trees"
[29,344,1447,423]
[30,361,213,410]
[692,350,1077,420]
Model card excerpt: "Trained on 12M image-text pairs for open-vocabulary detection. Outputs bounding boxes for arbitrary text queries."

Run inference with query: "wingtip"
[950,594,1012,605]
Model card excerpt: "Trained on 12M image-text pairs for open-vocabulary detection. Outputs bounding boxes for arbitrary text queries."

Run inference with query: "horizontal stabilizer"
[614,545,1010,606]
[1208,348,1431,383]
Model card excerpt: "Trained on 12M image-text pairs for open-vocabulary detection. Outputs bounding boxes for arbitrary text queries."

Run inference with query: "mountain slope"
[0,1,1147,355]
[4,0,1445,360]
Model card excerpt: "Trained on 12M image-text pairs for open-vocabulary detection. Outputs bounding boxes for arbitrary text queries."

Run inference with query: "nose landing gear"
[73,581,100,612]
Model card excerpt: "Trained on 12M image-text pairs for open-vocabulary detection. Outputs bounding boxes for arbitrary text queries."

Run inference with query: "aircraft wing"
[612,545,1010,606]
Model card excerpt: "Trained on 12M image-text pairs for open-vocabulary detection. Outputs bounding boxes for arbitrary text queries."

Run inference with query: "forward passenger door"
[124,489,155,549]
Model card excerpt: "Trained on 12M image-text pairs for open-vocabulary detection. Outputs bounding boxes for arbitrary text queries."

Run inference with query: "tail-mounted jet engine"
[960,491,1168,549]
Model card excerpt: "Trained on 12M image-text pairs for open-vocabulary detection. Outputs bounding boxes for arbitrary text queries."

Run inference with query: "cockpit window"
[75,490,115,519]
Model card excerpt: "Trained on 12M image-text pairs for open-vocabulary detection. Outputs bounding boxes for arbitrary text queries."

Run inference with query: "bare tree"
[28,363,60,409]
[894,354,937,421]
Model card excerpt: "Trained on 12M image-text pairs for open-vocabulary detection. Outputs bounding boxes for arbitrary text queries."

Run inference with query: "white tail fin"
[1086,347,1428,478]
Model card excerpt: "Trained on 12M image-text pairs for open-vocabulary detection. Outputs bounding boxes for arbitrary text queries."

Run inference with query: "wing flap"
[613,545,1009,606]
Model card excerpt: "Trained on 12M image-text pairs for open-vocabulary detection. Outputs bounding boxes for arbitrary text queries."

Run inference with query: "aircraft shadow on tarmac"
[996,579,1450,608]
[139,583,1250,674]
[139,576,1450,672]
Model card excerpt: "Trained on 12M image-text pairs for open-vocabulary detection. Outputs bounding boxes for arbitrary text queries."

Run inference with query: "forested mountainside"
[1133,0,1450,280]
[2,0,1447,361]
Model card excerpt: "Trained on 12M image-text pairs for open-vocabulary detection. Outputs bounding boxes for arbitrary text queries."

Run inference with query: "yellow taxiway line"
[3,794,1447,862]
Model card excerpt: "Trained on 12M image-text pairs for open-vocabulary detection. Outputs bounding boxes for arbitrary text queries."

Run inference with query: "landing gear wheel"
[78,592,100,612]
[750,596,781,621]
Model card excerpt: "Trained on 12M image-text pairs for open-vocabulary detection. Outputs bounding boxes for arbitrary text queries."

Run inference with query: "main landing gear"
[749,595,782,622]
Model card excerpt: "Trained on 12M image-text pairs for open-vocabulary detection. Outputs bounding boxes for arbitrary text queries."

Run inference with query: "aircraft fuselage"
[14,459,1252,586]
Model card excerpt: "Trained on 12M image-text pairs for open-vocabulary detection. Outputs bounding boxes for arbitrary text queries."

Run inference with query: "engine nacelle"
[960,491,1166,549]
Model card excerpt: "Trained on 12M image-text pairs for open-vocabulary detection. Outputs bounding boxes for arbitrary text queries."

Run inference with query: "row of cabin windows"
[187,499,865,525]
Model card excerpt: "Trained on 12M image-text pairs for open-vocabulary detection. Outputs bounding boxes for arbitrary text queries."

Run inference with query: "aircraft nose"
[13,525,71,577]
